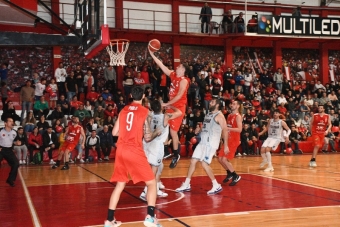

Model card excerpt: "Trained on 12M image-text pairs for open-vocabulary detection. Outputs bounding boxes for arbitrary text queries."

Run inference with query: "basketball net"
[106,39,129,66]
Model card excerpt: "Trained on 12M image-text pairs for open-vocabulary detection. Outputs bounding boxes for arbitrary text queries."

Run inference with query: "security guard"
[0,117,20,187]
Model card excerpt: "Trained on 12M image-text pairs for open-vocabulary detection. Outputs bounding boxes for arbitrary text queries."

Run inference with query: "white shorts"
[261,137,281,151]
[143,141,164,167]
[192,143,217,165]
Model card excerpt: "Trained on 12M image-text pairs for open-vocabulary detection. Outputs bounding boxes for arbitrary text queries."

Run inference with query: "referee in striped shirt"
[0,117,20,187]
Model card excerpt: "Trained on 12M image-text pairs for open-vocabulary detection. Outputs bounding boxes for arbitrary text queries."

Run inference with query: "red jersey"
[116,103,149,148]
[70,101,83,109]
[133,77,146,85]
[66,124,83,144]
[160,74,167,87]
[227,113,241,146]
[169,72,189,107]
[86,91,99,101]
[312,113,329,134]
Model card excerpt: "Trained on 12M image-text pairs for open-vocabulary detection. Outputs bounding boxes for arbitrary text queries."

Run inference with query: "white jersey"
[268,119,283,139]
[200,111,222,149]
[150,113,169,144]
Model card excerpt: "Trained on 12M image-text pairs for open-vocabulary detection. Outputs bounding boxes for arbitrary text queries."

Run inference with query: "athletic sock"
[107,209,115,222]
[212,179,219,186]
[227,169,231,175]
[261,153,267,161]
[172,148,178,158]
[232,171,237,177]
[184,177,191,185]
[147,206,155,217]
[265,152,272,165]
[311,158,316,162]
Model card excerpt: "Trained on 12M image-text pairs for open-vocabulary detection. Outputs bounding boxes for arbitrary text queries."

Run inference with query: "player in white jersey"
[258,109,291,172]
[175,97,228,195]
[140,99,181,200]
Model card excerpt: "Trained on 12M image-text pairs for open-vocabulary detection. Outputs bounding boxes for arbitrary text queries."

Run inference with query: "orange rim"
[109,39,129,46]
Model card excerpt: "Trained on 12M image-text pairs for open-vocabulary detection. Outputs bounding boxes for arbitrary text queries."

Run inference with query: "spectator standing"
[74,65,84,99]
[244,69,253,95]
[1,101,21,123]
[0,82,12,109]
[65,71,78,102]
[55,62,67,96]
[98,125,114,161]
[104,64,116,94]
[14,127,28,165]
[84,70,94,98]
[34,78,46,101]
[247,15,258,32]
[234,12,245,33]
[0,63,8,84]
[292,6,302,17]
[87,62,99,91]
[199,2,212,34]
[222,10,233,33]
[273,68,284,92]
[48,78,58,109]
[20,80,35,121]
[122,72,134,103]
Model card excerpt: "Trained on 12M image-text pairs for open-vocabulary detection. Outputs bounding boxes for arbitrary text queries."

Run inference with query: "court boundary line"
[19,169,41,227]
[81,205,340,226]
[77,164,190,227]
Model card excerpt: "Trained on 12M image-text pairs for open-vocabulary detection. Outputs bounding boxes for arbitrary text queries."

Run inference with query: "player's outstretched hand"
[224,146,230,155]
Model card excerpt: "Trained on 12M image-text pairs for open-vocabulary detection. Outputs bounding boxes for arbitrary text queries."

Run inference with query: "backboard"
[74,0,109,59]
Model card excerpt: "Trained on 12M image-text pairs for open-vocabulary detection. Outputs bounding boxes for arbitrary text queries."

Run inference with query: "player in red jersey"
[105,86,162,227]
[149,49,190,169]
[52,116,85,170]
[309,105,331,167]
[218,100,243,186]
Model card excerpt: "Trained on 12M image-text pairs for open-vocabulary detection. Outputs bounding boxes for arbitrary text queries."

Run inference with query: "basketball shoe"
[104,219,122,227]
[139,191,147,201]
[175,183,191,192]
[143,215,162,227]
[159,182,165,190]
[207,184,223,195]
[157,190,168,197]
[264,165,274,172]
[229,175,241,186]
[169,155,180,169]
[223,172,233,183]
[309,161,317,167]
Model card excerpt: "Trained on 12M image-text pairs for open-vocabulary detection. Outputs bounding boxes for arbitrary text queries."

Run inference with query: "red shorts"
[60,142,77,152]
[218,141,240,161]
[312,134,325,147]
[110,145,154,184]
[168,105,186,132]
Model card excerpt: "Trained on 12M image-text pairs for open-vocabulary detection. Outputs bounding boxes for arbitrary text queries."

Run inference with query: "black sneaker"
[163,153,172,160]
[61,165,69,170]
[169,155,180,169]
[223,173,233,183]
[322,150,328,154]
[6,179,15,187]
[52,164,59,169]
[229,175,241,186]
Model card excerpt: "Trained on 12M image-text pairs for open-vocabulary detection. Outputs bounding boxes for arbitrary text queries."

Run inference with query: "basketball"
[148,39,161,52]
[229,79,235,84]
[240,80,245,85]
[286,148,293,154]
[46,86,52,93]
[190,137,197,145]
[50,92,57,97]
[238,94,245,101]
[250,110,256,116]
[55,126,63,133]
[248,140,253,146]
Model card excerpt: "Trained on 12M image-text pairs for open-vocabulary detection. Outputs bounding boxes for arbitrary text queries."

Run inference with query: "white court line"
[249,173,340,193]
[19,170,41,227]
[81,205,340,227]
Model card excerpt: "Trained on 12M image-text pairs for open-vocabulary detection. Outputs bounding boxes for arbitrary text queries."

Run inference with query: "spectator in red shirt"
[265,82,276,96]
[105,96,115,107]
[86,86,100,105]
[133,71,146,85]
[277,102,287,115]
[140,66,150,84]
[104,104,117,119]
[70,96,83,115]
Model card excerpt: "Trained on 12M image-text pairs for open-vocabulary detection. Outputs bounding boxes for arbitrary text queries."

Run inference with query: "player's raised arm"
[149,50,172,76]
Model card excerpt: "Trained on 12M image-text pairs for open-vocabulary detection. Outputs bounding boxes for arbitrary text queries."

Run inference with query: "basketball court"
[2,154,340,227]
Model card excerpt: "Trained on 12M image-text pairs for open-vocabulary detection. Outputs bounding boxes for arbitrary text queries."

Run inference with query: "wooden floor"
[2,153,340,227]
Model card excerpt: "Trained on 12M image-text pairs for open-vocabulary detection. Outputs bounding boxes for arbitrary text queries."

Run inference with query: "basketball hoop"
[106,39,130,66]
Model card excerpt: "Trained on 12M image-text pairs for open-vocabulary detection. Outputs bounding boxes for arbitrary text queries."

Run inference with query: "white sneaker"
[259,160,268,168]
[104,219,122,227]
[236,153,242,157]
[159,182,165,190]
[207,184,223,195]
[309,161,317,167]
[157,190,168,197]
[243,153,247,156]
[139,191,147,201]
[79,158,85,163]
[175,183,191,192]
[264,166,274,172]
[22,160,26,165]
[19,160,23,165]
[69,159,74,163]
[49,159,56,165]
